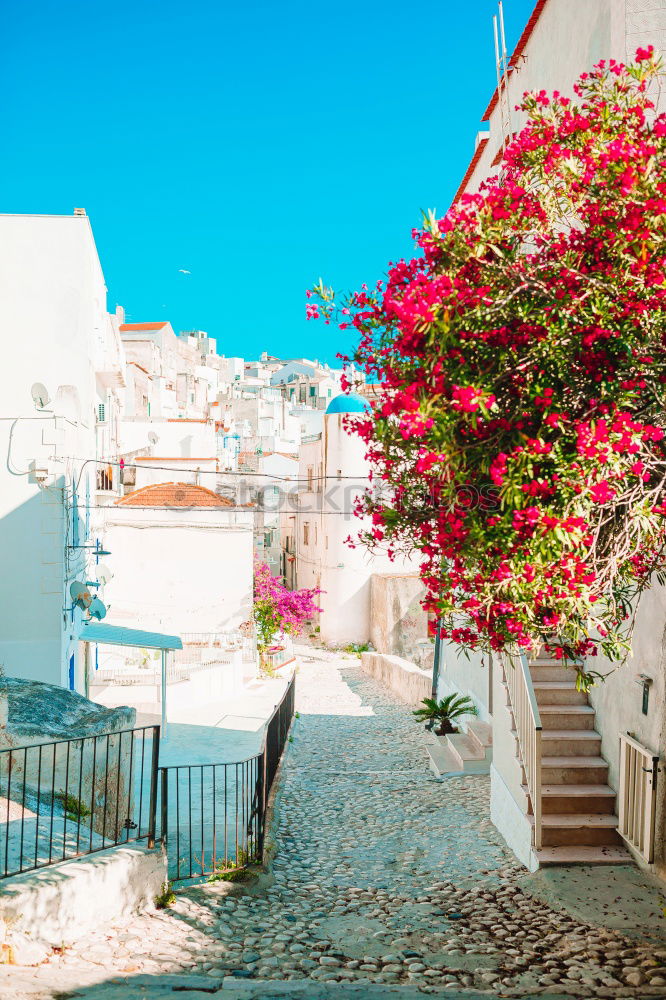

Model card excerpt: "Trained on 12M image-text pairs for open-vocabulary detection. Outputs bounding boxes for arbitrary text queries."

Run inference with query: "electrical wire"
[81,504,373,516]
[62,455,373,488]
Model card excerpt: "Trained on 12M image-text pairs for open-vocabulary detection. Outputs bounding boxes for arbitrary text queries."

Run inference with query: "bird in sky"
[178,268,192,275]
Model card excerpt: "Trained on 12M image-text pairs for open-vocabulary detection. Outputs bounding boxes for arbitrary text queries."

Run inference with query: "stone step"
[529,664,576,682]
[535,844,632,865]
[528,783,617,814]
[446,733,489,773]
[465,718,492,750]
[538,705,596,730]
[531,656,583,668]
[533,682,588,706]
[426,742,464,779]
[541,730,602,756]
[541,755,608,784]
[529,813,622,847]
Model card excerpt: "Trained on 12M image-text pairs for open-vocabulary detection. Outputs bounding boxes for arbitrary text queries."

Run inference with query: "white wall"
[101,506,253,634]
[437,644,492,722]
[0,214,110,689]
[587,582,666,877]
[293,412,415,645]
[462,0,663,200]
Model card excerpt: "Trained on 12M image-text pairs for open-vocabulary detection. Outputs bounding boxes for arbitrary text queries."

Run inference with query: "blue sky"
[1,0,535,364]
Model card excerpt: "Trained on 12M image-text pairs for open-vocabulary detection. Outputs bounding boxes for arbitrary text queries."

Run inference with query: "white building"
[454,0,664,205]
[441,0,666,876]
[283,393,414,646]
[0,211,122,691]
[101,482,253,635]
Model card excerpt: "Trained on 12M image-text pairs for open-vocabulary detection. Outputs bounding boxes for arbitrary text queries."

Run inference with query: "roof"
[119,322,168,332]
[452,134,489,205]
[482,0,549,122]
[263,451,299,461]
[326,392,371,415]
[81,623,182,650]
[115,482,233,508]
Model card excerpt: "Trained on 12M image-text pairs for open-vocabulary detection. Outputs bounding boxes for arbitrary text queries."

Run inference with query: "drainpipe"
[431,617,443,700]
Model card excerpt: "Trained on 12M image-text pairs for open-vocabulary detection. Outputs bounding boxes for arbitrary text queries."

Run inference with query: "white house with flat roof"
[0,211,122,692]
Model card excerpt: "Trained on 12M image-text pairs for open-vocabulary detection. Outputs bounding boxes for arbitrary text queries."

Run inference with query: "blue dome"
[325,392,371,415]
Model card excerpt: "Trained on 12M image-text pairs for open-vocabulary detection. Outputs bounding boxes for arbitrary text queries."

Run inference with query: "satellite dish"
[88,597,107,620]
[96,563,113,586]
[69,580,92,610]
[31,383,51,409]
[148,431,159,445]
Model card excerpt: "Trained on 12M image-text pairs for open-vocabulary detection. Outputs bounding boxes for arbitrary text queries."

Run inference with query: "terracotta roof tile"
[452,134,490,206]
[115,482,233,508]
[119,322,169,332]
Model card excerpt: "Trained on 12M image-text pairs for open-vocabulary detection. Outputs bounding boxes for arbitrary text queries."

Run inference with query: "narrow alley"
[6,652,666,999]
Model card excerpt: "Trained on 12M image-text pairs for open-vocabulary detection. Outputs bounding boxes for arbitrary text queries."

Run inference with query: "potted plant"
[413,694,478,735]
[253,562,322,672]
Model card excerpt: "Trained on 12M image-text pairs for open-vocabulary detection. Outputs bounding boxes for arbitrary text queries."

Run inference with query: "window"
[303,523,310,545]
[314,524,318,545]
[96,466,113,491]
[309,386,316,397]
[307,466,313,491]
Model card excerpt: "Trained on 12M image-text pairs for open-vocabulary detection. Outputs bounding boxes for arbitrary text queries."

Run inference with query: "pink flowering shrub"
[309,51,666,679]
[253,562,322,652]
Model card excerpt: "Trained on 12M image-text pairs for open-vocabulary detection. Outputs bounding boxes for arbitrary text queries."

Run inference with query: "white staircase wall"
[436,643,492,722]
[490,655,537,870]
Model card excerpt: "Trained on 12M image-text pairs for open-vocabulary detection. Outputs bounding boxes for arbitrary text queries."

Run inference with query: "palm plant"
[413,694,478,735]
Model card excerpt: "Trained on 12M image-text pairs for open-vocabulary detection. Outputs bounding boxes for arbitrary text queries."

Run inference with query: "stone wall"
[369,573,431,666]
[360,652,432,707]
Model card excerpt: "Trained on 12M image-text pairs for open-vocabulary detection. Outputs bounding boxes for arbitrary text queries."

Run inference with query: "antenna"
[96,562,113,586]
[70,581,93,611]
[31,383,51,409]
[88,597,107,620]
[493,1,513,155]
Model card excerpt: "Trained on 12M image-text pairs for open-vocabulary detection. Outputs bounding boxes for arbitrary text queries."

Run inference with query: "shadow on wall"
[0,487,67,684]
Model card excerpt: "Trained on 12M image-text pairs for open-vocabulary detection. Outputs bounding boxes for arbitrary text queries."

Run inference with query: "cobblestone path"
[7,652,666,998]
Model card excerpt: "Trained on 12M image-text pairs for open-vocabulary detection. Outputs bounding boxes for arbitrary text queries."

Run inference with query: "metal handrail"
[158,675,295,879]
[503,651,543,850]
[0,724,160,879]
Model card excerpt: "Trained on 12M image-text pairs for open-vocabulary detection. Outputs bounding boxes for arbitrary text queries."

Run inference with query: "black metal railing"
[0,725,160,879]
[160,675,295,881]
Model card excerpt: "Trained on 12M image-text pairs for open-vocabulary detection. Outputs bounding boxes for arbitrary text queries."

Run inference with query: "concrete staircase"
[522,652,630,865]
[427,719,492,778]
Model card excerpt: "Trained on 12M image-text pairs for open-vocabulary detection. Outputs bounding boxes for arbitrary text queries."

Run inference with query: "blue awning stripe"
[80,623,183,650]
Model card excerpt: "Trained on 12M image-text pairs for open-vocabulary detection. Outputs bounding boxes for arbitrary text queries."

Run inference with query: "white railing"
[503,651,543,849]
[618,732,659,863]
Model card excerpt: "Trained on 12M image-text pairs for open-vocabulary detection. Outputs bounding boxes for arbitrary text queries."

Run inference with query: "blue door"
[68,653,75,691]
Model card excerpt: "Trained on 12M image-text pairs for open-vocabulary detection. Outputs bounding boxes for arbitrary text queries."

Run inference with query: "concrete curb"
[0,843,167,953]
